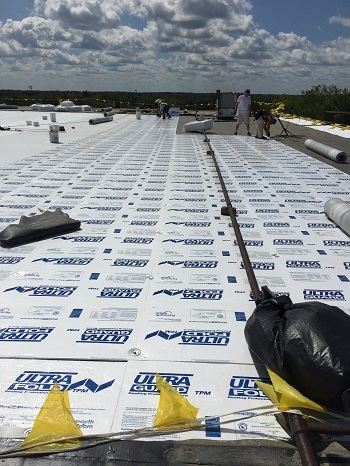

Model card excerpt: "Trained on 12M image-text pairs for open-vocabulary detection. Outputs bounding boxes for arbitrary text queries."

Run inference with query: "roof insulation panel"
[0,113,348,442]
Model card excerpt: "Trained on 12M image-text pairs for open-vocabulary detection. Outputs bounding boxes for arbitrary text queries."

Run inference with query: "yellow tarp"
[154,374,199,428]
[22,384,83,452]
[257,368,326,413]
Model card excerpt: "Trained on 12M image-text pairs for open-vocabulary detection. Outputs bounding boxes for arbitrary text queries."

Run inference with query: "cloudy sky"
[0,0,349,93]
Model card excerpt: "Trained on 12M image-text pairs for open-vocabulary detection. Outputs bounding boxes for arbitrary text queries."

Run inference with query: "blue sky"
[0,0,349,92]
[0,0,34,21]
[253,0,350,44]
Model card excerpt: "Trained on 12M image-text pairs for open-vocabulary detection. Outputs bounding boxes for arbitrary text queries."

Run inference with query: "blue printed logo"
[0,204,35,209]
[7,371,114,393]
[32,257,93,265]
[129,372,193,395]
[295,210,322,214]
[123,237,154,244]
[0,218,17,223]
[323,240,350,247]
[99,287,142,298]
[145,330,230,346]
[241,262,275,270]
[248,199,270,203]
[53,236,105,243]
[264,222,290,228]
[4,285,77,297]
[112,259,149,267]
[228,376,268,399]
[153,289,223,300]
[286,261,321,269]
[303,290,345,301]
[130,221,157,226]
[82,220,114,225]
[163,239,214,245]
[273,239,303,245]
[158,260,217,268]
[77,328,132,344]
[255,209,279,213]
[137,208,160,212]
[0,327,54,342]
[308,223,336,228]
[165,222,211,227]
[168,209,208,213]
[92,196,127,200]
[233,240,263,247]
[82,206,122,211]
[169,198,206,202]
[0,256,24,265]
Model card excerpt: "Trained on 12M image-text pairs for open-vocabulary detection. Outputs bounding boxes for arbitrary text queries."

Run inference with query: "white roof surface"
[0,112,348,441]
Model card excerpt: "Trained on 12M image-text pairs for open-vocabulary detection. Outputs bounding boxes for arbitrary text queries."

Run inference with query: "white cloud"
[329,15,350,28]
[34,0,122,30]
[0,0,349,92]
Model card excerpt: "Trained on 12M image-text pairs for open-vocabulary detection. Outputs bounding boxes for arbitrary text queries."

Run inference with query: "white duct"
[184,119,214,133]
[324,198,350,236]
[136,107,141,120]
[304,139,348,163]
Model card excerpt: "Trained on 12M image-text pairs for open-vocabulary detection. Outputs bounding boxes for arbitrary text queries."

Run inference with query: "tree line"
[1,85,349,123]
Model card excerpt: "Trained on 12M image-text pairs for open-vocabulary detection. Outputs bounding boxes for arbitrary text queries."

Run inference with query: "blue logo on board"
[129,372,193,395]
[4,285,77,297]
[7,372,114,393]
[145,330,230,346]
[99,287,142,298]
[153,289,223,300]
[158,260,217,268]
[77,328,132,344]
[0,327,54,342]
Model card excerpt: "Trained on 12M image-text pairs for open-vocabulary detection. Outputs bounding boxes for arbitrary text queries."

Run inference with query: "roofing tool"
[203,131,350,466]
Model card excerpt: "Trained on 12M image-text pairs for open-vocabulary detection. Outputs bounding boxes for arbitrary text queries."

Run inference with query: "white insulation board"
[0,114,348,439]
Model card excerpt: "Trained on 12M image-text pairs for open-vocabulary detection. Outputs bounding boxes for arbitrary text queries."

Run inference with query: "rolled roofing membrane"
[0,115,348,443]
[325,198,350,236]
[184,119,214,132]
[304,138,348,163]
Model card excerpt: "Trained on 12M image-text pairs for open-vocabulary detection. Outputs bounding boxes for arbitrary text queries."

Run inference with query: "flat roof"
[0,111,348,457]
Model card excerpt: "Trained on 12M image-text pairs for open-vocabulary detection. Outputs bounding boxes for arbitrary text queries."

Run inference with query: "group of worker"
[234,89,277,139]
[155,99,172,119]
[154,91,276,138]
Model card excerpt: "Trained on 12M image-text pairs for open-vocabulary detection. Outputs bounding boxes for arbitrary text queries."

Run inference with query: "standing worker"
[234,89,251,136]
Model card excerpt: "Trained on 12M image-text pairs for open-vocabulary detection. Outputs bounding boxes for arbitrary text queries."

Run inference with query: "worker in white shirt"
[234,89,252,136]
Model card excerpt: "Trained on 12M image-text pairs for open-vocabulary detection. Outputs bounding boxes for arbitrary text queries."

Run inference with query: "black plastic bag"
[0,209,80,247]
[245,286,350,412]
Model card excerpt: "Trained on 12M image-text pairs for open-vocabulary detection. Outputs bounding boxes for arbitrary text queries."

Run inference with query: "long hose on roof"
[202,131,319,466]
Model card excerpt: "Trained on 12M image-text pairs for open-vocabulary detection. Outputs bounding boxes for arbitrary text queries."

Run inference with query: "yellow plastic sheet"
[22,384,83,452]
[257,368,326,413]
[154,374,199,428]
